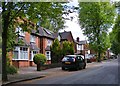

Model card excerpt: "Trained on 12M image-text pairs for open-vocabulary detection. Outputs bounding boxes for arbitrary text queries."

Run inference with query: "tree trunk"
[97,51,101,62]
[2,21,8,81]
[37,64,41,71]
[96,27,101,62]
[2,2,12,81]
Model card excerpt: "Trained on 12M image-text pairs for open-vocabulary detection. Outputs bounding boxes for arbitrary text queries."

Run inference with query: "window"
[47,39,52,46]
[77,44,81,50]
[13,47,28,60]
[13,51,18,59]
[30,35,35,43]
[30,50,39,61]
[46,51,51,60]
[20,47,28,60]
[79,45,83,50]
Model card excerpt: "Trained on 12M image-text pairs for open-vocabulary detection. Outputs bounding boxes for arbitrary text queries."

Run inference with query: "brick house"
[59,31,75,51]
[36,27,57,64]
[11,27,75,67]
[74,37,90,58]
[12,27,40,68]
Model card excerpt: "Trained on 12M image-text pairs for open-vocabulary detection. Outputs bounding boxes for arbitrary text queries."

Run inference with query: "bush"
[7,65,18,75]
[6,57,17,74]
[33,53,47,71]
[50,38,61,63]
[62,41,74,56]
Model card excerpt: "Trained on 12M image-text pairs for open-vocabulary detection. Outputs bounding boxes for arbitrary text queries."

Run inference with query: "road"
[14,59,119,84]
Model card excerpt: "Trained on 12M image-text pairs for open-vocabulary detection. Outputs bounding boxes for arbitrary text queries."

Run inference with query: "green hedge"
[7,65,18,75]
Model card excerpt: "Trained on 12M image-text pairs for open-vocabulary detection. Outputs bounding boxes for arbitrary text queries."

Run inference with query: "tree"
[61,41,74,56]
[2,2,67,81]
[33,54,47,71]
[109,2,120,55]
[78,2,115,62]
[50,38,61,63]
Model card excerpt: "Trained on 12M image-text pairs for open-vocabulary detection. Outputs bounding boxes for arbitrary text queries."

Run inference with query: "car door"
[76,56,84,68]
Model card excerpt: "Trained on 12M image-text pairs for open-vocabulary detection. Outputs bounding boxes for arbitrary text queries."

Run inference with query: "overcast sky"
[59,0,114,40]
[59,0,86,41]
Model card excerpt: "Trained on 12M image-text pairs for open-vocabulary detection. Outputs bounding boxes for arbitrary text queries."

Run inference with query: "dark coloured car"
[61,55,86,70]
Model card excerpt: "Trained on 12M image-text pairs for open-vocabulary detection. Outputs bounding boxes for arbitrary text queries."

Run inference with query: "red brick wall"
[25,32,30,43]
[12,60,29,68]
[40,37,46,54]
[29,61,36,66]
[12,60,19,68]
[36,36,39,48]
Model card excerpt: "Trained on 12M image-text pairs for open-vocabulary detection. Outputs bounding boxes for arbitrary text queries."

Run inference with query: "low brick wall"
[41,63,62,70]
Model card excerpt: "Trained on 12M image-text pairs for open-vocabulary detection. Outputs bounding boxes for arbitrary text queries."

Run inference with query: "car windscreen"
[62,56,75,61]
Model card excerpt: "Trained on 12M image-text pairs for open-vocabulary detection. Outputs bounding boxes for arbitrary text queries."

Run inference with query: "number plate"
[65,62,71,64]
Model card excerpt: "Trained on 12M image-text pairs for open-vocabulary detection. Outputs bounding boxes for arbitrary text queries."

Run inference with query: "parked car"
[61,55,86,70]
[86,54,96,63]
[110,55,117,59]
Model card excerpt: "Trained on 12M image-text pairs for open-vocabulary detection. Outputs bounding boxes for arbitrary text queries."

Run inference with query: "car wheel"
[62,67,65,70]
[83,65,86,69]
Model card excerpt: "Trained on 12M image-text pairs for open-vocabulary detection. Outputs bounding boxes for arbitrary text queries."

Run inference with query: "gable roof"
[59,31,74,42]
[37,27,55,39]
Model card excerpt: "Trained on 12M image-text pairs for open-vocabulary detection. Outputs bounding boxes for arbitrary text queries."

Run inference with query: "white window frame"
[13,47,29,60]
[30,50,39,61]
[79,45,83,50]
[77,44,81,50]
[30,35,35,43]
[45,51,51,60]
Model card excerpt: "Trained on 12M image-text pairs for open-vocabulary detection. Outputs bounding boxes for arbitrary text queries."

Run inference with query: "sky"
[59,0,115,41]
[59,0,87,41]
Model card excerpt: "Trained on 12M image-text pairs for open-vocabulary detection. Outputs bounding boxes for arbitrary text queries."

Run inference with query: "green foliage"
[109,3,120,55]
[7,65,18,75]
[33,53,47,65]
[7,25,17,52]
[6,58,17,75]
[62,41,74,56]
[50,38,61,63]
[113,15,120,43]
[110,41,120,55]
[79,2,115,61]
[33,53,47,71]
[2,2,67,80]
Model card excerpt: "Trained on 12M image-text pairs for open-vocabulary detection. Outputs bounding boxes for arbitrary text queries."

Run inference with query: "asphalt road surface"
[14,59,119,85]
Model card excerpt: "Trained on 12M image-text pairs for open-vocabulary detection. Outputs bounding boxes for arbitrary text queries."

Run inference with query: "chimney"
[76,37,79,42]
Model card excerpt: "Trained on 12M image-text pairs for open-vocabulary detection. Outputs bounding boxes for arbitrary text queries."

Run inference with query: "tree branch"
[8,3,25,25]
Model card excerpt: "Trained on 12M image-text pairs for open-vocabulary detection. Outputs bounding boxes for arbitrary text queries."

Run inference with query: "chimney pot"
[77,37,79,42]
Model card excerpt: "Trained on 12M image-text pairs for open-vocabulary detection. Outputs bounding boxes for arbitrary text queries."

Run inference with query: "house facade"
[37,27,55,64]
[59,31,75,51]
[74,37,90,59]
[10,27,76,67]
[12,27,40,68]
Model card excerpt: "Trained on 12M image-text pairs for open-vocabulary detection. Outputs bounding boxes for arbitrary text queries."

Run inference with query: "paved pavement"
[2,59,114,86]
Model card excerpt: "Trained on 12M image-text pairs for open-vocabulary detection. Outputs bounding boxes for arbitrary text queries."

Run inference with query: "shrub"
[7,65,18,75]
[6,57,17,74]
[33,53,47,71]
[62,41,74,56]
[50,38,61,63]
